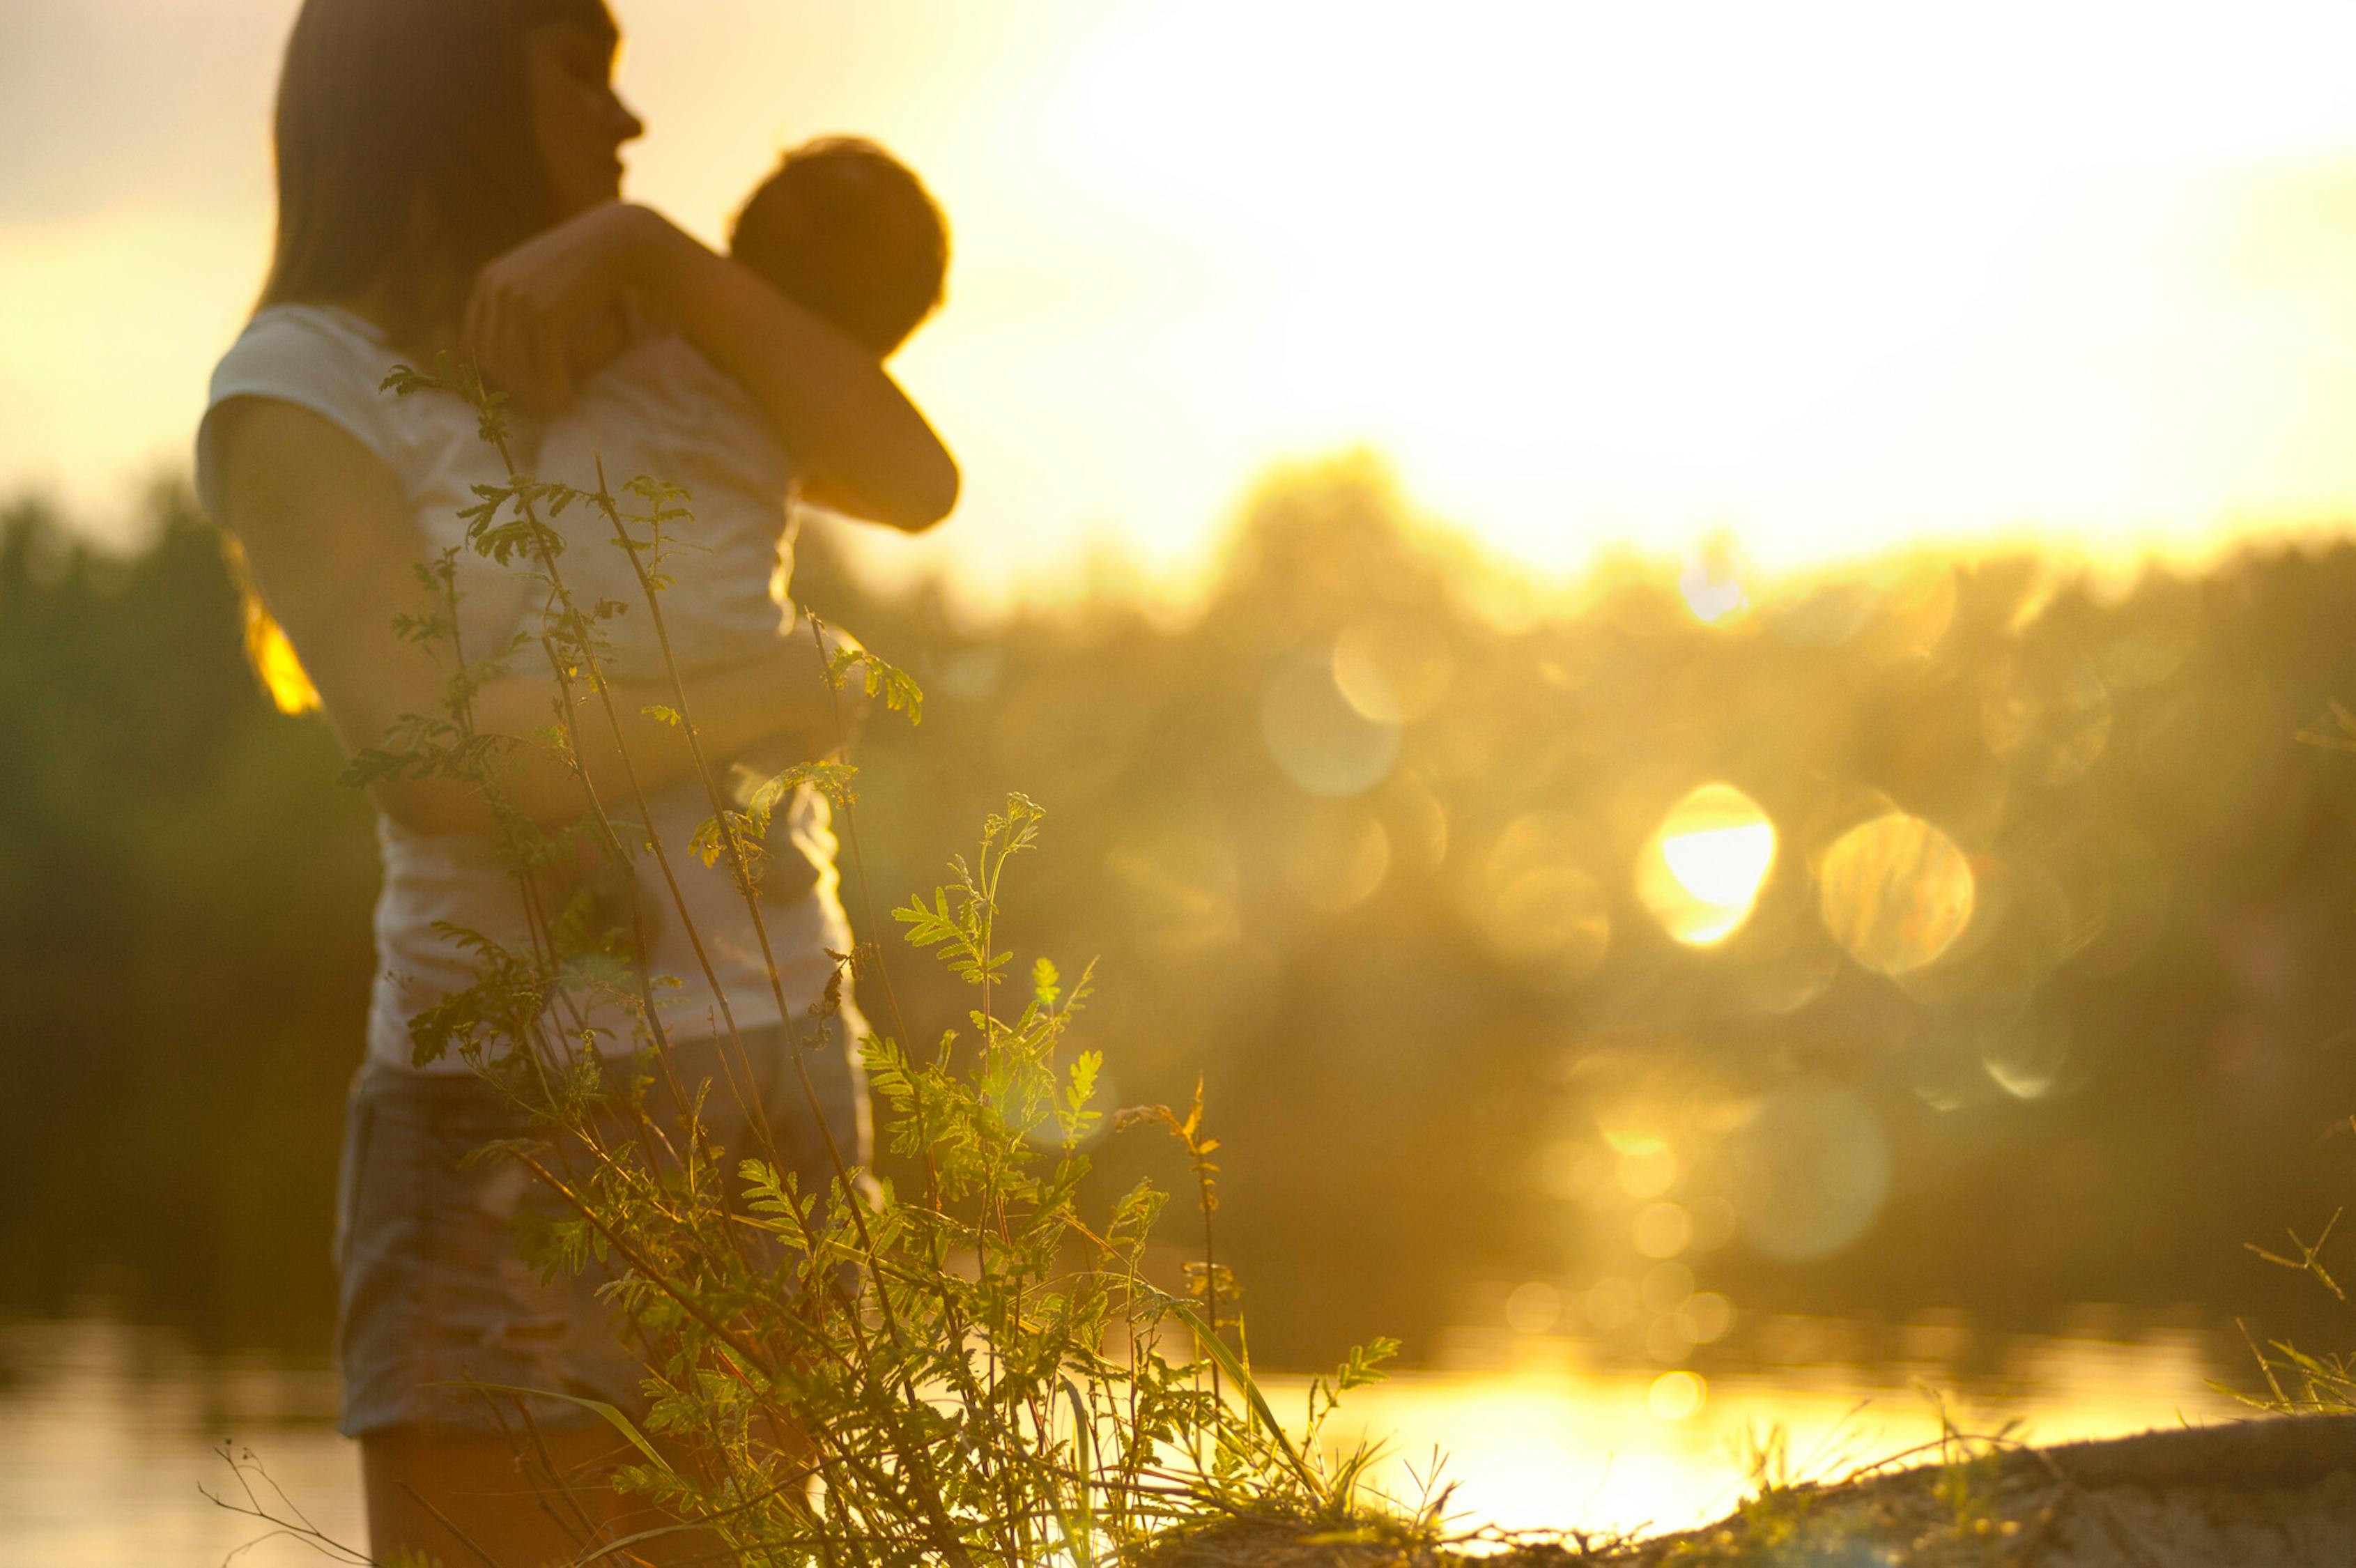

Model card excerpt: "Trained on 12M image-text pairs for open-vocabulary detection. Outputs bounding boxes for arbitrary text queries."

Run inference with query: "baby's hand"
[464,201,678,414]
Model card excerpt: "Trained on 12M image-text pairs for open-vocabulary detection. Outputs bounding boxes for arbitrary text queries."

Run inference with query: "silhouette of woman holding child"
[196,1,953,1560]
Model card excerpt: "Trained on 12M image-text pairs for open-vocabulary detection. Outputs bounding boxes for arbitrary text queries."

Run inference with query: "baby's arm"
[564,303,632,390]
[795,470,929,527]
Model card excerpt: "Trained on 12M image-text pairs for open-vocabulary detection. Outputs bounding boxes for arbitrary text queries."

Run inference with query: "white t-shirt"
[532,331,799,677]
[196,304,845,1073]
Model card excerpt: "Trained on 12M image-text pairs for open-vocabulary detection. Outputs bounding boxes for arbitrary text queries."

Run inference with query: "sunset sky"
[14,0,2356,604]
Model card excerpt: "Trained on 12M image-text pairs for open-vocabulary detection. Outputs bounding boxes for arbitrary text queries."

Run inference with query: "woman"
[195,2,952,1561]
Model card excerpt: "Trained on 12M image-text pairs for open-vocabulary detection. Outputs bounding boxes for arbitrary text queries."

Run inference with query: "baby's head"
[728,137,948,358]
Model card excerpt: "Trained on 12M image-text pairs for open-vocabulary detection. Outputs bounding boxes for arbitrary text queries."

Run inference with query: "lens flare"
[1817,812,1976,974]
[1638,784,1778,946]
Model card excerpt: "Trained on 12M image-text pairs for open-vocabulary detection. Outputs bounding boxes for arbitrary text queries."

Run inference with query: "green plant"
[1919,1397,2015,1564]
[334,355,1418,1566]
[2231,1208,2356,1413]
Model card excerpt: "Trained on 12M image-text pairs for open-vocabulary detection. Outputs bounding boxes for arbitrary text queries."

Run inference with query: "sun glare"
[1677,555,1750,627]
[24,3,2356,594]
[1031,0,2356,590]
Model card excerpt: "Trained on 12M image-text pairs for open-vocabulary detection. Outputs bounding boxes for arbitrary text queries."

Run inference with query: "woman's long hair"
[238,0,615,713]
[259,0,616,347]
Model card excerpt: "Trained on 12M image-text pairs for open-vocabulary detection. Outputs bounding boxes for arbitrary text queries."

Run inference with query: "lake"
[0,1313,2256,1564]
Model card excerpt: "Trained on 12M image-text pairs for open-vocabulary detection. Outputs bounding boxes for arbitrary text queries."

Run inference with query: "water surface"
[0,1315,2254,1564]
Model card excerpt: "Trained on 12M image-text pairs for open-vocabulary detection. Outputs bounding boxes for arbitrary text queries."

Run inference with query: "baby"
[530,134,950,677]
[517,137,948,978]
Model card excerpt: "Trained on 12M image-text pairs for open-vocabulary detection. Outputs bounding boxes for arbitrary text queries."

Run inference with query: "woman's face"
[525,22,644,218]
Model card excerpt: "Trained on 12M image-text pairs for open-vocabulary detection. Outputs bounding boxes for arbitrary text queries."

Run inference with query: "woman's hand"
[462,201,680,413]
[466,199,957,528]
[212,398,856,835]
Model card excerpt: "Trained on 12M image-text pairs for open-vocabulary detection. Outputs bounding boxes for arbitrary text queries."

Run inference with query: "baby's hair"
[729,136,948,357]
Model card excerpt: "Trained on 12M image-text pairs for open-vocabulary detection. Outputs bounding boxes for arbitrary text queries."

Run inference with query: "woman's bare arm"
[462,202,959,532]
[210,396,850,836]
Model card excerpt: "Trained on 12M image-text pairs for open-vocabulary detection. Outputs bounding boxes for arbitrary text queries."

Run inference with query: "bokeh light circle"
[1647,1314,1699,1364]
[1648,1370,1707,1420]
[1261,656,1400,797]
[1893,854,2071,1006]
[1104,822,1242,956]
[1585,1277,1640,1332]
[1633,1203,1693,1259]
[1491,867,1612,978]
[2063,824,2172,978]
[1474,813,1612,980]
[1684,1292,1735,1344]
[1817,812,1976,974]
[1727,1079,1891,1263]
[1617,1140,1677,1199]
[1637,783,1778,946]
[1980,1010,2078,1100]
[1504,1281,1563,1335]
[1283,804,1392,912]
[1332,615,1454,723]
[1640,1261,1695,1314]
[1983,661,2114,785]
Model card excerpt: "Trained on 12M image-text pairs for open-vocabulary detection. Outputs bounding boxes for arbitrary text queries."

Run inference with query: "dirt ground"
[1146,1415,2356,1567]
[1607,1415,2356,1566]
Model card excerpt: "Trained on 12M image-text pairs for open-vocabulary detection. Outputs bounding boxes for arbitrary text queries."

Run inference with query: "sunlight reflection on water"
[1267,1328,2249,1540]
[0,1319,360,1567]
[0,1316,2251,1561]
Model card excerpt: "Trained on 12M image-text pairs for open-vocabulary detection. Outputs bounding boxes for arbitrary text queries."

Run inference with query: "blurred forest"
[8,457,2356,1378]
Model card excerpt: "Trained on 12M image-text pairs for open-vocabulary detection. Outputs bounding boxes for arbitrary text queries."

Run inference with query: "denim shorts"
[332,1008,870,1437]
